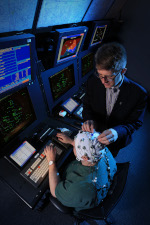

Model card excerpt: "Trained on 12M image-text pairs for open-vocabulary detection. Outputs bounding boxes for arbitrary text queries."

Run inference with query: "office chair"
[50,162,130,225]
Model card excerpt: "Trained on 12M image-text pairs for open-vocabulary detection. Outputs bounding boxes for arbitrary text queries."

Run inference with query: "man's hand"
[98,129,115,145]
[82,120,95,133]
[56,133,74,146]
[44,143,57,163]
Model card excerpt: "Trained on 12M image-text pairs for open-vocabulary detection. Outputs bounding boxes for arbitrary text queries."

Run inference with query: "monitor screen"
[49,64,75,101]
[82,52,94,77]
[78,49,95,86]
[54,26,88,66]
[10,141,36,167]
[0,44,32,94]
[41,60,79,114]
[90,25,107,46]
[0,34,36,96]
[57,33,84,64]
[61,98,79,113]
[0,87,36,148]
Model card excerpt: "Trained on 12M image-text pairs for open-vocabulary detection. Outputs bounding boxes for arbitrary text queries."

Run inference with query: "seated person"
[44,130,117,212]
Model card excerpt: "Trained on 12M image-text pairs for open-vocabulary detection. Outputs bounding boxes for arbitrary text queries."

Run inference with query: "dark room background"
[105,0,150,94]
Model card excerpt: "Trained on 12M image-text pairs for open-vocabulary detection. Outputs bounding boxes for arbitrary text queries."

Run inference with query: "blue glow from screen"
[0,0,38,33]
[37,0,91,28]
[0,44,32,94]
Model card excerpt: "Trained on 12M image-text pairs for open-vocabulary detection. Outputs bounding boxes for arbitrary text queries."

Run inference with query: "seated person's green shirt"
[55,160,97,211]
[55,148,117,211]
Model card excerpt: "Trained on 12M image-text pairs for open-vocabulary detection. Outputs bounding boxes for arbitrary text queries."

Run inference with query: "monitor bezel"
[0,33,37,97]
[54,26,88,66]
[41,59,79,114]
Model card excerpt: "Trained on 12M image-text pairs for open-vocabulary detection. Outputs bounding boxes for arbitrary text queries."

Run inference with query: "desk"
[0,117,78,209]
[54,115,82,130]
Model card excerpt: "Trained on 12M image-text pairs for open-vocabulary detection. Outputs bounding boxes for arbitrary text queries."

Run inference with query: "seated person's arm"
[56,133,74,146]
[44,144,60,198]
[44,135,74,197]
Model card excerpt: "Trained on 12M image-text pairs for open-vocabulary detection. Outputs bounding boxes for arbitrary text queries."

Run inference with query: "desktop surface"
[0,116,78,209]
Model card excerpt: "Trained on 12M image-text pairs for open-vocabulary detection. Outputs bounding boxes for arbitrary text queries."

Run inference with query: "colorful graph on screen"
[57,33,84,63]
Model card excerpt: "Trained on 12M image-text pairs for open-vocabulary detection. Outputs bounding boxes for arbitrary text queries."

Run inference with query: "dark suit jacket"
[82,75,147,157]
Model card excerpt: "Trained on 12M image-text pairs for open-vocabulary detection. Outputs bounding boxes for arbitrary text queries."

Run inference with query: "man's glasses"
[95,71,121,81]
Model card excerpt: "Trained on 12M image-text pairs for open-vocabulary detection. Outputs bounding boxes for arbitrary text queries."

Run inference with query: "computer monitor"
[90,24,107,47]
[78,49,95,85]
[0,77,48,154]
[54,26,88,66]
[61,98,79,114]
[49,64,75,101]
[0,87,36,148]
[41,60,79,113]
[0,34,37,96]
[9,140,36,168]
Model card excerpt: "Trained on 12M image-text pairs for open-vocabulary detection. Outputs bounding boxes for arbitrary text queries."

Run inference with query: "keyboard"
[20,140,63,188]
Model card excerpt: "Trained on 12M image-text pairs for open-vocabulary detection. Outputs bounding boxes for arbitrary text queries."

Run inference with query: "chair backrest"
[50,195,73,214]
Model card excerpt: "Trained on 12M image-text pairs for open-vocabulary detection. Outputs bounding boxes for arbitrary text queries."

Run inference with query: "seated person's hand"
[82,120,95,133]
[97,129,118,145]
[44,143,57,162]
[56,133,74,146]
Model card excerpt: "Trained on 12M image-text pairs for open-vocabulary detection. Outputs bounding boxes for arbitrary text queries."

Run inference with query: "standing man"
[82,42,147,157]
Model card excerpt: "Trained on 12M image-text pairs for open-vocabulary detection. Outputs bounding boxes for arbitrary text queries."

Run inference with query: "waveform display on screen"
[91,25,107,46]
[49,64,75,101]
[0,87,36,147]
[57,33,84,63]
[0,44,32,94]
[82,52,94,77]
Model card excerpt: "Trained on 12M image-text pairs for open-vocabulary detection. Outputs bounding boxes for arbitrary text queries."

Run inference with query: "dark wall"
[106,0,150,93]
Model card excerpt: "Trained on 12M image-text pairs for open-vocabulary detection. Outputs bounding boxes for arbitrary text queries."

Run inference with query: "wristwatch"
[49,160,55,166]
